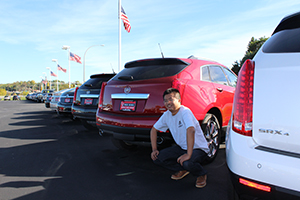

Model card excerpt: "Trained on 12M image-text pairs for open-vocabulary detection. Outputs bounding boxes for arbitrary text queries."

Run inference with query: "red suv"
[96,57,237,162]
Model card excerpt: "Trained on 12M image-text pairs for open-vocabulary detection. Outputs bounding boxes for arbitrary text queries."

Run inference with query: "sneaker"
[171,170,190,180]
[195,175,207,188]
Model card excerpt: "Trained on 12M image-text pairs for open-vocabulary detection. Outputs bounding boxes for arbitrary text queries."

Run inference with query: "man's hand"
[151,150,159,161]
[177,153,191,165]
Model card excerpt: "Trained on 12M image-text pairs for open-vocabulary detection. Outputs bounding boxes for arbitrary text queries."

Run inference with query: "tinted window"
[201,66,211,82]
[263,28,300,53]
[113,59,189,81]
[223,68,237,87]
[209,66,228,86]
[81,78,107,89]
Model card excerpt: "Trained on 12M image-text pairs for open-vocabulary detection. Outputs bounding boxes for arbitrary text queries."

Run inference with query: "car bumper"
[226,128,300,199]
[72,105,97,121]
[57,104,72,113]
[96,112,171,143]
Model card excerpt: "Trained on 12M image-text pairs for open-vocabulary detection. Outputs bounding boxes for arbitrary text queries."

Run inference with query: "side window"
[209,66,229,86]
[223,68,237,87]
[201,66,211,82]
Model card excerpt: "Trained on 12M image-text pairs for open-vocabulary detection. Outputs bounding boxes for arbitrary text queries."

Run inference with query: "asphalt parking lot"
[0,100,234,200]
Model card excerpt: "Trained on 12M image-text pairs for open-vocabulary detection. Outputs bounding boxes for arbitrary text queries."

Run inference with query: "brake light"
[73,87,80,105]
[239,178,271,192]
[232,59,255,136]
[98,82,107,110]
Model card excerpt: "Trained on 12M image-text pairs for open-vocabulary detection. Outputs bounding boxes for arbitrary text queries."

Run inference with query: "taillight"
[98,82,107,110]
[232,59,255,136]
[73,87,80,105]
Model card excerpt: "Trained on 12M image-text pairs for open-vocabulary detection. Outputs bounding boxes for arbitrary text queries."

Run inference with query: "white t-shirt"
[154,105,209,153]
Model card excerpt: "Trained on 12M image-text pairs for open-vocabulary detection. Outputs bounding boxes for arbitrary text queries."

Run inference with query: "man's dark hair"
[163,88,181,99]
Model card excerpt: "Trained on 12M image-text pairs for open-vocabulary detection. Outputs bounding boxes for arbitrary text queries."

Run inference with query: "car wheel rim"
[204,118,219,158]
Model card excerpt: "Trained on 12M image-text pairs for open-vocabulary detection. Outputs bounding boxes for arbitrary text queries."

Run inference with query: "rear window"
[112,58,189,81]
[263,28,300,53]
[80,75,114,89]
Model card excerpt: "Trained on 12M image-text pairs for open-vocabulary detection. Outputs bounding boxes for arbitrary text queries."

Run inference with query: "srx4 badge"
[258,128,289,136]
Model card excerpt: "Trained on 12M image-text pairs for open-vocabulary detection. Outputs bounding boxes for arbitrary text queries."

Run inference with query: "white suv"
[226,12,300,200]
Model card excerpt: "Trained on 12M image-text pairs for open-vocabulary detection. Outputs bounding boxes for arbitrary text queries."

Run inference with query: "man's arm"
[177,126,195,165]
[150,127,159,160]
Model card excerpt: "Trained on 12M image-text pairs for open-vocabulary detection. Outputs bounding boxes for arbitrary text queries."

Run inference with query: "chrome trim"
[111,93,150,99]
[255,146,300,159]
[80,94,99,98]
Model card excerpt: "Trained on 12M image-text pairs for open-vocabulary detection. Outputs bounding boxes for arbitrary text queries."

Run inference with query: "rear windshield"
[80,76,112,89]
[263,27,300,53]
[112,58,189,81]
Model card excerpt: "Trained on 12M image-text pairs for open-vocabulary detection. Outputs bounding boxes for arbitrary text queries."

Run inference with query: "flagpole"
[68,48,71,88]
[118,0,122,72]
[57,64,59,91]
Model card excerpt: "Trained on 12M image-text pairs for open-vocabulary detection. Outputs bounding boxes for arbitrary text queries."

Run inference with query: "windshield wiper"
[118,75,134,81]
[84,84,93,87]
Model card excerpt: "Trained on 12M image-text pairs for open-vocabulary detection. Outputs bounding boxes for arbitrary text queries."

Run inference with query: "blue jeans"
[153,145,208,177]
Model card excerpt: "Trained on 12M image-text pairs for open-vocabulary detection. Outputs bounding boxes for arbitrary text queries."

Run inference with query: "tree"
[0,88,6,96]
[231,36,269,75]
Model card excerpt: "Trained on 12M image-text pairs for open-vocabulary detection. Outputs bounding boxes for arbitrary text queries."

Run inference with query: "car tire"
[201,113,221,163]
[111,137,137,150]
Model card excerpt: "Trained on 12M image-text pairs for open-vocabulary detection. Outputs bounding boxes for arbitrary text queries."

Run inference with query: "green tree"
[231,36,269,75]
[0,88,6,96]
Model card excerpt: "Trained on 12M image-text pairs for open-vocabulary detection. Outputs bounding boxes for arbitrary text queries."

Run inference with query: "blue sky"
[0,0,299,85]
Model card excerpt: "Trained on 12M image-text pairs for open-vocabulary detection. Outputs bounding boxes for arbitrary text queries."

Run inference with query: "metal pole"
[68,48,71,88]
[83,44,104,83]
[56,61,59,91]
[118,0,122,72]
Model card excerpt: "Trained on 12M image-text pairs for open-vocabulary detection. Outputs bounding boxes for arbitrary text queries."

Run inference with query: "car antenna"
[110,63,116,74]
[158,43,164,58]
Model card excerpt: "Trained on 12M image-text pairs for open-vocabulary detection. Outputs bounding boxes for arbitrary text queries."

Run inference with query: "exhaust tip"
[157,137,164,145]
[99,129,104,136]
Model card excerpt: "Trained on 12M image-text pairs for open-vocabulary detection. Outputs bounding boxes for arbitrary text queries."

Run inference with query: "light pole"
[46,67,51,90]
[42,72,47,89]
[83,44,105,83]
[62,45,71,88]
[39,76,43,90]
[52,59,59,91]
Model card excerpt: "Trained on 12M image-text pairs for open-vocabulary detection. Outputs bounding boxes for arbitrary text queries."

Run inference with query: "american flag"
[51,71,57,77]
[121,6,131,33]
[70,52,82,64]
[42,79,47,84]
[57,64,67,73]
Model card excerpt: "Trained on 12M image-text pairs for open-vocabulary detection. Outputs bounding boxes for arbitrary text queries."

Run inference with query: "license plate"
[120,100,136,112]
[84,98,93,105]
[65,98,70,103]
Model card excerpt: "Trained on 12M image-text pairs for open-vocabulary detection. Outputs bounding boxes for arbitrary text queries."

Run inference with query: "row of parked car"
[26,89,55,103]
[26,11,300,200]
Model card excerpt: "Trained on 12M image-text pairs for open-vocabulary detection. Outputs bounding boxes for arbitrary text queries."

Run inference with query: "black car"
[72,73,115,130]
[13,95,20,100]
[57,88,75,117]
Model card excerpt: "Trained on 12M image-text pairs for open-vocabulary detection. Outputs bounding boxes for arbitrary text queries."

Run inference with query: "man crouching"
[150,88,209,188]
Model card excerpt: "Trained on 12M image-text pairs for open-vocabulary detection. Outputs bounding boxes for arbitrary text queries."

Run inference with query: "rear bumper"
[229,168,300,200]
[57,103,72,113]
[97,123,173,143]
[96,112,172,143]
[72,105,97,121]
[226,128,300,199]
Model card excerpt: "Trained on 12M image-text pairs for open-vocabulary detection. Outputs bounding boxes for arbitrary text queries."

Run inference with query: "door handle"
[217,88,223,92]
